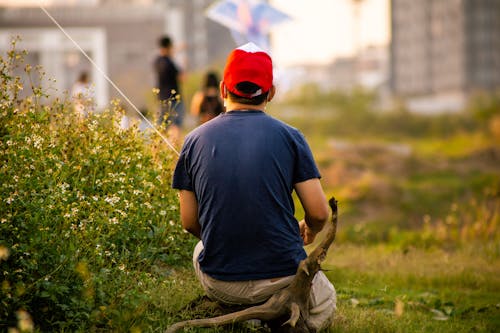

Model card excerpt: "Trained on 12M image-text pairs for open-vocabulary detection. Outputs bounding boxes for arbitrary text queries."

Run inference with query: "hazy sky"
[270,0,390,67]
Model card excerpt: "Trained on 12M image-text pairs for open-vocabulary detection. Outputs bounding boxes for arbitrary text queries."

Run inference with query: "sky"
[270,0,390,67]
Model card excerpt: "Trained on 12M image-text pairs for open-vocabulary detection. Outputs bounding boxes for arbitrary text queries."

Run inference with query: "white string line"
[38,2,180,156]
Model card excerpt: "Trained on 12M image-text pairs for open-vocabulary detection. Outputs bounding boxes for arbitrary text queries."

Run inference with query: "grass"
[325,244,500,332]
[145,243,500,332]
[411,132,491,158]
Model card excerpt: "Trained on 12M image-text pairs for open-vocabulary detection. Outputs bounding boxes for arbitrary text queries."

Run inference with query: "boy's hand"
[299,220,316,245]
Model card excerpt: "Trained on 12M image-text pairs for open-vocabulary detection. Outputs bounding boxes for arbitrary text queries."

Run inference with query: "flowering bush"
[0,41,194,331]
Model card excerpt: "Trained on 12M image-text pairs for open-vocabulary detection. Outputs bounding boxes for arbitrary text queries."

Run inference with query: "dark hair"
[200,95,224,118]
[78,71,89,83]
[228,81,268,105]
[159,35,172,48]
[204,72,220,89]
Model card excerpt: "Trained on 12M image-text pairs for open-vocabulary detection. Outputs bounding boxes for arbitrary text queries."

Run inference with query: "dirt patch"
[454,147,500,173]
[322,139,414,190]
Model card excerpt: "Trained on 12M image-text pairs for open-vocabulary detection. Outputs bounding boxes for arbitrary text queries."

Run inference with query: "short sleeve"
[172,149,193,191]
[292,131,321,184]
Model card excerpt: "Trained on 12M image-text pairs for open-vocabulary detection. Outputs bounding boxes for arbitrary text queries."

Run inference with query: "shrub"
[0,40,194,331]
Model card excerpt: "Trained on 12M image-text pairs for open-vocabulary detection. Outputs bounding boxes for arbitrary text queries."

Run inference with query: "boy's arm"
[294,178,329,245]
[179,190,201,239]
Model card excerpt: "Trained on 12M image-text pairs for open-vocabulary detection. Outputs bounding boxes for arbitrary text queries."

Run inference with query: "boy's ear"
[220,81,227,99]
[267,85,276,102]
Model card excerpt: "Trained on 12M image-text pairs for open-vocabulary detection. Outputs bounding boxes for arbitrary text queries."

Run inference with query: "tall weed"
[0,40,193,331]
[419,184,499,251]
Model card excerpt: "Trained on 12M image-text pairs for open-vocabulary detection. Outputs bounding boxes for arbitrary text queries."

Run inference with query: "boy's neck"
[225,100,267,112]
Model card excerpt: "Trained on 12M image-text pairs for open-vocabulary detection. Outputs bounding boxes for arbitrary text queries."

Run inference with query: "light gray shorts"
[192,241,336,330]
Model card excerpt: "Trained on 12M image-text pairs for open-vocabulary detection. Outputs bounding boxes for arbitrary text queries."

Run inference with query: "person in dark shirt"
[154,35,184,143]
[172,42,336,331]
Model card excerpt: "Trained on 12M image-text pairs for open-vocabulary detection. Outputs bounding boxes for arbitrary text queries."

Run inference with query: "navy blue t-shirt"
[172,110,321,281]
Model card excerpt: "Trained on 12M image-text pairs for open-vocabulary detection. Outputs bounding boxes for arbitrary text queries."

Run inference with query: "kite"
[206,0,291,51]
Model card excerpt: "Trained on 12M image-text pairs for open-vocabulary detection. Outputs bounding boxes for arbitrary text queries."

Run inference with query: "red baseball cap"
[223,42,273,98]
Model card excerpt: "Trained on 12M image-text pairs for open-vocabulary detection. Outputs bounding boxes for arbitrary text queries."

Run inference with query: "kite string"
[38,2,180,157]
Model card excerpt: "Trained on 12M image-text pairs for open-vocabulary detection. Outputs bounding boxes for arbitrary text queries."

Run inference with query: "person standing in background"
[190,71,224,125]
[154,35,184,143]
[71,71,94,117]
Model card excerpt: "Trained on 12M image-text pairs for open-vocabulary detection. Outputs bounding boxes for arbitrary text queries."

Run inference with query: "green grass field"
[324,244,500,332]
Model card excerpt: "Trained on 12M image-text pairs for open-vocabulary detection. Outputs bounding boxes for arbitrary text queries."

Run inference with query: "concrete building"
[279,44,389,97]
[0,0,234,110]
[390,0,500,113]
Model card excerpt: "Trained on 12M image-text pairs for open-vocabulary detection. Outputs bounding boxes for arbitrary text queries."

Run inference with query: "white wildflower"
[104,195,120,206]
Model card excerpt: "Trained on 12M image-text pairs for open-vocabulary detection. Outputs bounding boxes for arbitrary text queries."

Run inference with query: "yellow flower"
[0,246,9,261]
[16,310,34,332]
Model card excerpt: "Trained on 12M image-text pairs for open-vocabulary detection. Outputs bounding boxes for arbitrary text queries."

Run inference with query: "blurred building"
[279,44,389,97]
[390,0,500,113]
[0,0,234,110]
